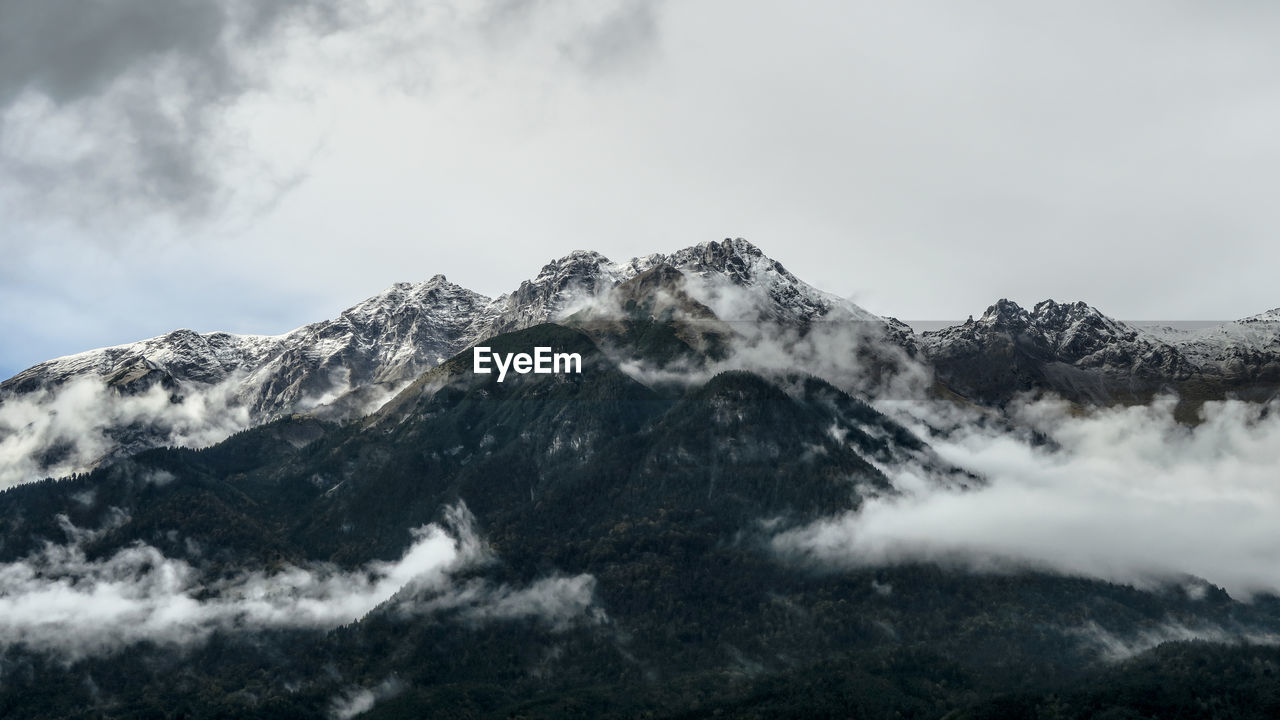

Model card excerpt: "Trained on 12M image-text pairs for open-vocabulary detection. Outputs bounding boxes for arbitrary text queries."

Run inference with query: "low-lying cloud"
[776,395,1280,599]
[1072,619,1280,662]
[595,271,931,399]
[0,502,601,660]
[329,677,406,720]
[0,376,252,488]
[398,573,605,632]
[0,360,401,488]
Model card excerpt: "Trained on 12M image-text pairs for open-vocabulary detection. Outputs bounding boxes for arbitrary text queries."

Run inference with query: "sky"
[3,0,1280,380]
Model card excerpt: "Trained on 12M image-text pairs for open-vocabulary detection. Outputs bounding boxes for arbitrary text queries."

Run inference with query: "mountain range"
[1,238,1279,718]
[3,238,1276,484]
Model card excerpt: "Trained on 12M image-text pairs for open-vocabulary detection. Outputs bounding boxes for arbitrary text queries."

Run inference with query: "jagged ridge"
[0,239,893,485]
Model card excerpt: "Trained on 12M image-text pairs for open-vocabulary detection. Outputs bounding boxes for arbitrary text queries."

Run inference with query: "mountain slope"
[1147,308,1280,390]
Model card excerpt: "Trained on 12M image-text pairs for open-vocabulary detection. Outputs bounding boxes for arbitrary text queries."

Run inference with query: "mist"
[776,395,1280,599]
[329,677,405,720]
[1073,620,1280,662]
[0,360,401,488]
[0,502,600,660]
[593,269,931,399]
[0,375,253,488]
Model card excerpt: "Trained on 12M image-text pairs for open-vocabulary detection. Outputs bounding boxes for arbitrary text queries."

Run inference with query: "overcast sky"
[3,0,1279,380]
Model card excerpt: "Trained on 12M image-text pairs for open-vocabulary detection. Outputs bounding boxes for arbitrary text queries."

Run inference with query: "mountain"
[919,299,1280,412]
[662,237,885,326]
[5,239,1280,488]
[1,239,899,487]
[1145,308,1280,393]
[472,237,887,340]
[466,249,646,339]
[3,244,1280,717]
[0,321,1276,718]
[0,274,493,485]
[917,299,1200,407]
[2,273,490,409]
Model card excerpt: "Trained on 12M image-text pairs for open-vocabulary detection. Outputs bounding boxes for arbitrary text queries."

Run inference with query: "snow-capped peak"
[1143,306,1280,376]
[925,298,1195,378]
[1239,308,1280,324]
[662,238,882,325]
[0,273,501,484]
[466,238,886,338]
[969,299,1137,349]
[976,298,1034,326]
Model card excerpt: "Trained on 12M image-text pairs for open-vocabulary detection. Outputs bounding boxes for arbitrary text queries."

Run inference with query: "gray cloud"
[559,0,662,75]
[0,0,342,220]
[0,0,665,224]
[0,506,463,659]
[0,1,228,106]
[397,573,605,632]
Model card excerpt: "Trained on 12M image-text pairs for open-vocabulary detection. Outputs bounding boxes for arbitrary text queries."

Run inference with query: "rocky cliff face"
[918,299,1201,405]
[469,238,887,340]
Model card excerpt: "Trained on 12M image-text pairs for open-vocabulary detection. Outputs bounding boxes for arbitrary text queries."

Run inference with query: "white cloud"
[329,677,405,720]
[0,502,601,660]
[0,376,253,488]
[776,395,1280,599]
[0,361,401,488]
[1071,620,1280,662]
[399,574,605,632]
[602,272,931,399]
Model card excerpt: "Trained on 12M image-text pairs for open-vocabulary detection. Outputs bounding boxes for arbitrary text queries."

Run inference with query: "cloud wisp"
[587,271,932,399]
[329,677,406,720]
[1072,620,1280,663]
[0,375,254,488]
[775,395,1280,600]
[0,502,601,660]
[0,361,405,488]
